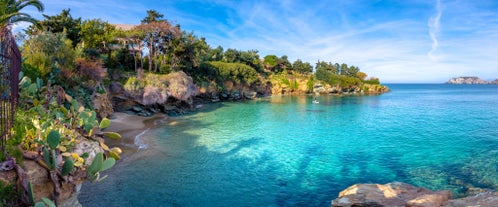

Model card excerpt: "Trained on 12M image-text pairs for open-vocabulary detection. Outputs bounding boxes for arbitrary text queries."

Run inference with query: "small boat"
[313,98,319,104]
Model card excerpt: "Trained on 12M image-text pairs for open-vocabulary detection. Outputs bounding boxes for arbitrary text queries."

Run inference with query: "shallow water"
[79,84,498,207]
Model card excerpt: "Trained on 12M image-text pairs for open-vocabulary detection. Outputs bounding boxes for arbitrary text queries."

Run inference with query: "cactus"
[36,197,56,207]
[42,130,62,171]
[28,182,35,205]
[87,152,115,182]
[47,130,60,149]
[102,132,121,139]
[99,118,111,129]
[61,157,74,176]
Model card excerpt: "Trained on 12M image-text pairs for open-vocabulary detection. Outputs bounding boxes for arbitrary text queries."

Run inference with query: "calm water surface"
[79,84,498,207]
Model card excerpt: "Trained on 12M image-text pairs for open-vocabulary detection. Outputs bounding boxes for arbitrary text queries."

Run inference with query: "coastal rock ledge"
[331,182,498,207]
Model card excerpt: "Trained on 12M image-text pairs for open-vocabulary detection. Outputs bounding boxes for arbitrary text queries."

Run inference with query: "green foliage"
[357,71,367,80]
[141,9,164,24]
[315,61,337,75]
[28,182,35,205]
[363,78,380,85]
[99,118,111,129]
[22,31,75,78]
[26,9,82,47]
[292,59,313,74]
[21,63,42,81]
[0,182,21,207]
[199,61,260,85]
[61,157,74,176]
[103,132,121,140]
[263,55,278,69]
[0,0,44,27]
[47,130,60,149]
[35,197,56,207]
[315,66,331,83]
[307,76,314,92]
[13,73,122,185]
[87,152,115,182]
[79,19,116,50]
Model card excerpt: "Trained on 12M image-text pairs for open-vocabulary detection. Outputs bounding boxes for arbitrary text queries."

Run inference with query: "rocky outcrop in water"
[446,77,497,84]
[196,80,271,103]
[331,182,498,207]
[313,83,389,95]
[331,182,451,207]
[443,191,498,207]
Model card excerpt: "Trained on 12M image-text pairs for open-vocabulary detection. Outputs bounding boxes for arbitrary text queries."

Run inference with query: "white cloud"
[428,0,443,60]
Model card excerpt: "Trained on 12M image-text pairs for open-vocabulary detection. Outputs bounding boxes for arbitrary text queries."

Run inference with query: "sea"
[79,84,498,207]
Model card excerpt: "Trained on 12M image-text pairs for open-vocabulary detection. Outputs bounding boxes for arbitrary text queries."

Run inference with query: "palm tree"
[0,0,44,28]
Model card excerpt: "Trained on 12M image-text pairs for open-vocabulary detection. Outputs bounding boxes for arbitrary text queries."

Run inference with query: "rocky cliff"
[446,76,497,84]
[331,182,498,207]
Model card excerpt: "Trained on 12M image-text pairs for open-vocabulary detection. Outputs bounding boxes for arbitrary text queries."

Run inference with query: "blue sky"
[16,0,498,83]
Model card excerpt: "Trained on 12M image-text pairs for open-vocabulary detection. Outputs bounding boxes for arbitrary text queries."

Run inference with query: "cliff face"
[446,77,496,84]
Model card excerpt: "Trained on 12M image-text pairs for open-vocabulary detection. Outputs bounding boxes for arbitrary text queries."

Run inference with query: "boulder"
[331,182,451,207]
[243,91,258,99]
[442,191,498,207]
[91,92,113,119]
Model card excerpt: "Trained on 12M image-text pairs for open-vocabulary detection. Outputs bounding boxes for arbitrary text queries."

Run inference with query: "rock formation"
[442,191,498,207]
[331,182,451,207]
[331,182,498,207]
[446,77,496,84]
[0,139,104,207]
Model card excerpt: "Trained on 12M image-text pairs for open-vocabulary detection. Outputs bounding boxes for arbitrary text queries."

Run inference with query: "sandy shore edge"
[103,112,168,155]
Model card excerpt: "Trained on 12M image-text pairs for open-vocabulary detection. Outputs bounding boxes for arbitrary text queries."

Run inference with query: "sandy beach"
[103,112,169,156]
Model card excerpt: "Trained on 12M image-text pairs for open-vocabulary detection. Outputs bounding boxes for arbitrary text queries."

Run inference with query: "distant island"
[446,76,498,84]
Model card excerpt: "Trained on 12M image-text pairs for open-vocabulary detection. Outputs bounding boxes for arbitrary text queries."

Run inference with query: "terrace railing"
[0,28,21,156]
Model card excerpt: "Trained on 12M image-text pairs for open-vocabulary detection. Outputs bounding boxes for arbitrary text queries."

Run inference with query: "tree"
[26,9,82,47]
[141,10,164,24]
[0,0,44,28]
[341,64,359,77]
[223,48,240,63]
[169,31,207,73]
[239,49,261,72]
[357,71,367,80]
[79,19,116,51]
[315,60,337,74]
[204,45,223,62]
[136,19,178,72]
[263,54,278,71]
[292,59,313,74]
[22,31,75,77]
[277,55,291,72]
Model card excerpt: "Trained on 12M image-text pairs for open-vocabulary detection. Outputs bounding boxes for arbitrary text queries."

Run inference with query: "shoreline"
[103,112,169,158]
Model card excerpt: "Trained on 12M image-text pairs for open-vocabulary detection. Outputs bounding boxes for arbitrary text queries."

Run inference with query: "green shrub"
[199,61,259,85]
[363,78,380,85]
[0,182,21,207]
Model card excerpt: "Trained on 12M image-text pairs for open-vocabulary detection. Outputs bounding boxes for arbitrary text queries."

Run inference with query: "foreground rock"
[446,76,496,84]
[331,182,498,207]
[331,182,451,207]
[443,191,498,207]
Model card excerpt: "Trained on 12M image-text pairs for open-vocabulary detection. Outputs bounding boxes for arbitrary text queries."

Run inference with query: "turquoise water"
[79,84,498,207]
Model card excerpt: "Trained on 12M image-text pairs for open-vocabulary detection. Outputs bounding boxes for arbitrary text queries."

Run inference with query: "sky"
[16,0,498,83]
